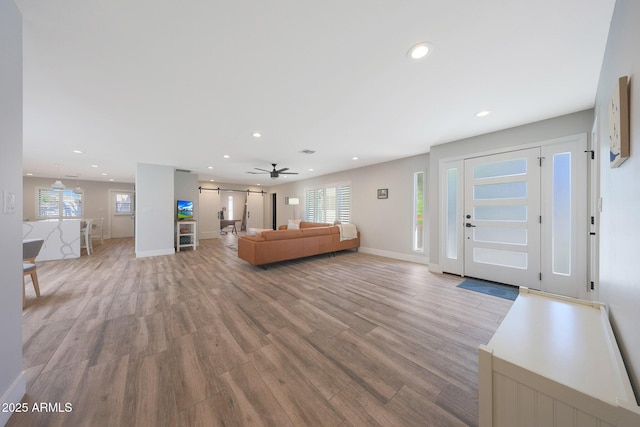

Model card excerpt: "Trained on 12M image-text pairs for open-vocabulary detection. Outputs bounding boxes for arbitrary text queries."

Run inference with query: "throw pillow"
[288,219,301,230]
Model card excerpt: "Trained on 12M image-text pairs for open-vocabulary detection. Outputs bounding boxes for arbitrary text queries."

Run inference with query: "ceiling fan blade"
[246,171,269,174]
[276,167,289,173]
[279,171,299,175]
[254,168,271,172]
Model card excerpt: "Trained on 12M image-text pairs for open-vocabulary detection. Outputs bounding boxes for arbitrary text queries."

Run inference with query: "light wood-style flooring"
[9,235,513,427]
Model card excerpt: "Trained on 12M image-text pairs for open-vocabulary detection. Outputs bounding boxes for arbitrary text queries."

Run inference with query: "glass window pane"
[115,194,133,214]
[474,182,527,200]
[62,190,82,217]
[473,247,528,269]
[553,152,571,275]
[413,172,424,252]
[473,227,527,245]
[474,158,527,179]
[474,205,527,221]
[446,168,458,259]
[304,184,350,223]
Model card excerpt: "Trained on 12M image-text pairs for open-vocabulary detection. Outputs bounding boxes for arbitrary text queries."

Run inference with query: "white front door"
[109,190,135,238]
[464,148,542,288]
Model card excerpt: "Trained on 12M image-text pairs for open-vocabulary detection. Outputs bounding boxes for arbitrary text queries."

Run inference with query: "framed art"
[609,75,630,168]
[377,188,388,199]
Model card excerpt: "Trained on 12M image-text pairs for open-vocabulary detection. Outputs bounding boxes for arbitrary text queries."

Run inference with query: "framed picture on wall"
[377,188,388,199]
[609,75,630,168]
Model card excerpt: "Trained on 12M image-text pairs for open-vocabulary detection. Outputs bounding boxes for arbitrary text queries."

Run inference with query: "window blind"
[37,188,83,219]
[304,183,350,223]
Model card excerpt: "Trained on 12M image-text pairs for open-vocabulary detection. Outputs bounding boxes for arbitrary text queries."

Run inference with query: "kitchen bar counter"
[23,219,81,261]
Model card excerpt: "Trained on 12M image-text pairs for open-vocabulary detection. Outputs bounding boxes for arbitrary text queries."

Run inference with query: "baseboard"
[428,264,443,274]
[135,248,176,258]
[0,371,26,427]
[359,247,429,265]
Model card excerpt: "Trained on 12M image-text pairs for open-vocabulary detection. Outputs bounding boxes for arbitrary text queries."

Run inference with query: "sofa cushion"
[300,226,332,237]
[300,221,332,228]
[287,219,301,229]
[240,235,265,242]
[261,229,304,241]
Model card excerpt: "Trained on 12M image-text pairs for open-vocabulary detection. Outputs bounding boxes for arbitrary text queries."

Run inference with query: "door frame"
[438,133,591,298]
[108,189,135,239]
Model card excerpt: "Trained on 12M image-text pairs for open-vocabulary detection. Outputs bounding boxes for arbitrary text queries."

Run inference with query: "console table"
[479,288,640,426]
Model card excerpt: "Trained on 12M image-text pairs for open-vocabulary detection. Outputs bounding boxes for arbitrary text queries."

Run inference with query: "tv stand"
[176,220,196,252]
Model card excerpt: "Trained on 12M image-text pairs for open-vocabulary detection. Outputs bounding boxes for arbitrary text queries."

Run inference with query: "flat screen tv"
[177,200,193,220]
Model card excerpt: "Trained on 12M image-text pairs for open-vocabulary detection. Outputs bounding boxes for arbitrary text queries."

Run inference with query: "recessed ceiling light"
[223,155,230,159]
[208,166,213,169]
[352,157,359,160]
[72,150,83,154]
[476,110,491,117]
[26,173,33,176]
[109,179,114,182]
[210,179,215,182]
[308,168,314,172]
[91,164,98,168]
[257,183,261,186]
[407,42,432,60]
[101,173,108,176]
[252,132,261,138]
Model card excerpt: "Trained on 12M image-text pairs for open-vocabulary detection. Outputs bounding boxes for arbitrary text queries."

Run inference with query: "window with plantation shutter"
[304,182,351,223]
[36,188,83,219]
[114,193,133,214]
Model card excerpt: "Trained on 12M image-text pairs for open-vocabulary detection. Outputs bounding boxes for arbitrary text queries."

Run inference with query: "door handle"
[465,223,476,228]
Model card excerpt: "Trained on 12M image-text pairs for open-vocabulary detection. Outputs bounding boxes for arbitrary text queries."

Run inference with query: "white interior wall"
[174,171,199,241]
[594,0,640,402]
[267,153,429,263]
[428,109,594,271]
[0,1,26,424]
[22,176,134,238]
[135,163,175,258]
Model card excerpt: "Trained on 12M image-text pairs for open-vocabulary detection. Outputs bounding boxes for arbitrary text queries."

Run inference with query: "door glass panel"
[473,247,528,269]
[413,171,424,252]
[446,168,458,259]
[473,227,527,245]
[474,182,527,200]
[553,152,571,275]
[474,205,527,221]
[474,158,527,179]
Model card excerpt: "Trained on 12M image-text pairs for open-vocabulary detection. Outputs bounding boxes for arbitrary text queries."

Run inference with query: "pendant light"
[51,164,65,190]
[73,174,83,194]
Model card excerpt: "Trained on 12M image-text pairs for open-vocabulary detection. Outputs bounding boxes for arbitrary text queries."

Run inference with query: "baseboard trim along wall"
[135,248,176,258]
[428,264,443,274]
[359,247,429,265]
[0,371,26,426]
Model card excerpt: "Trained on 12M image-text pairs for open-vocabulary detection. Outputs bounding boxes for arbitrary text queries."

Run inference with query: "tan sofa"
[238,222,360,266]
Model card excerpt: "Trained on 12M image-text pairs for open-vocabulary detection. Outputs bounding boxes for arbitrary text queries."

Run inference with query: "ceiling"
[15,0,616,185]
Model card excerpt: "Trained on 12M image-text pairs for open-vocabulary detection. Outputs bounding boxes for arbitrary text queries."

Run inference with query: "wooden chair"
[23,238,44,307]
[91,217,105,246]
[80,219,93,255]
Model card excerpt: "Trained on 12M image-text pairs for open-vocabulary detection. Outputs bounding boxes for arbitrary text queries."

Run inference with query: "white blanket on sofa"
[338,223,358,241]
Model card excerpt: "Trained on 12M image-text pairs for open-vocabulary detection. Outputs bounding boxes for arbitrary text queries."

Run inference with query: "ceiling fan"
[247,163,299,179]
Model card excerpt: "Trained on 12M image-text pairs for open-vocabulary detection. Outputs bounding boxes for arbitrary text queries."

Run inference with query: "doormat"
[456,278,519,301]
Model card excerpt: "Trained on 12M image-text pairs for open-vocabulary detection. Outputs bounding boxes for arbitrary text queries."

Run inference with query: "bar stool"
[23,238,44,307]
